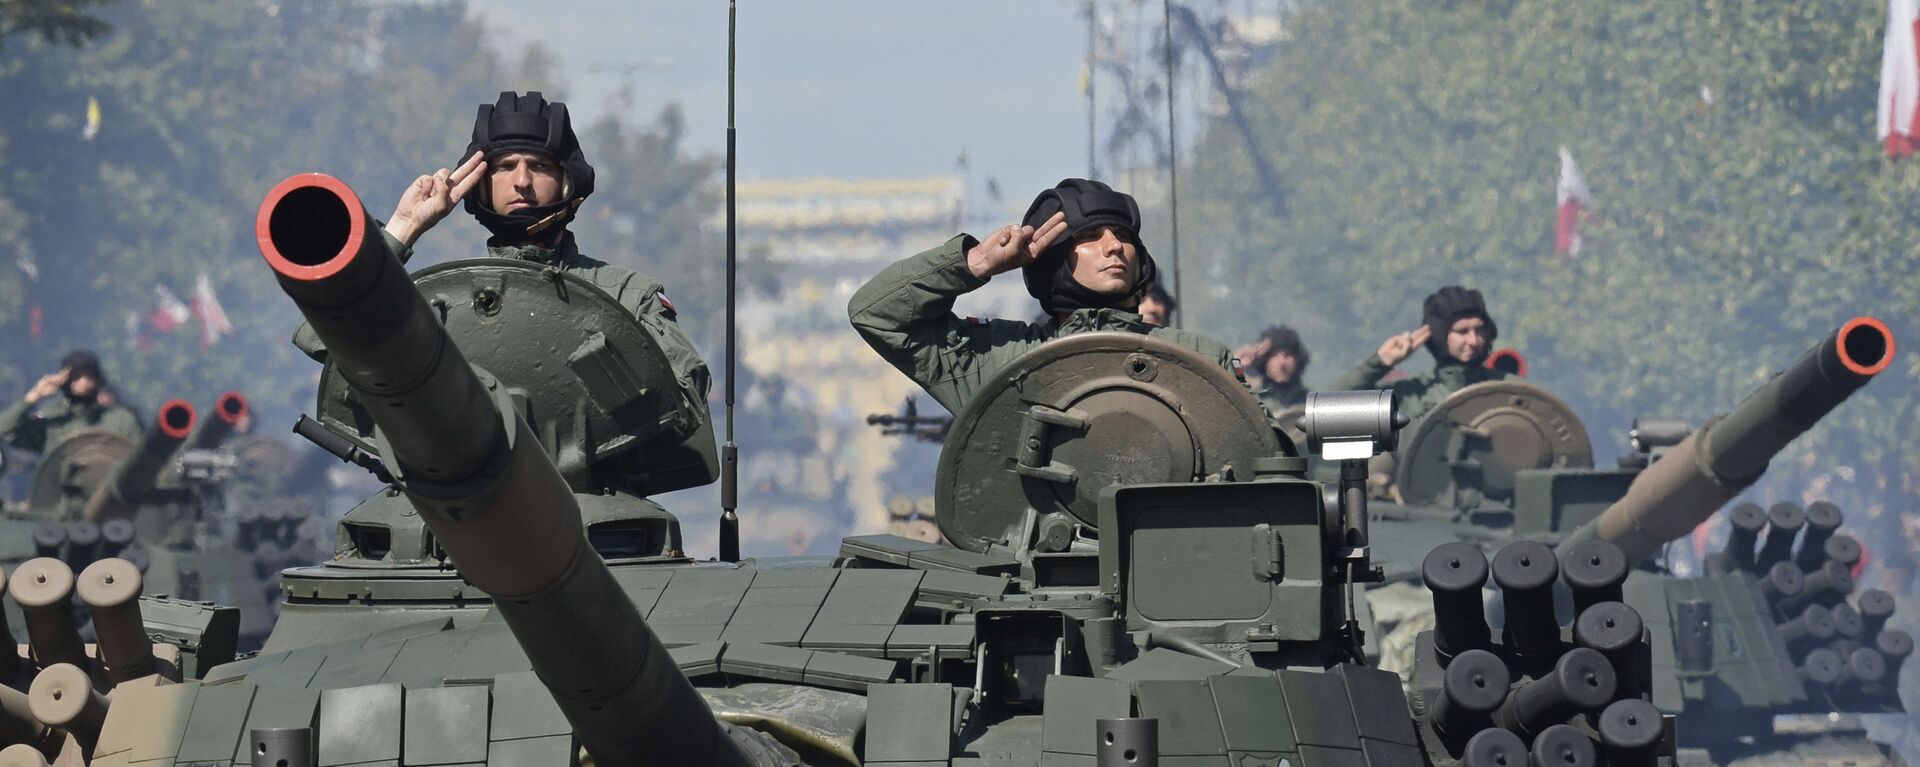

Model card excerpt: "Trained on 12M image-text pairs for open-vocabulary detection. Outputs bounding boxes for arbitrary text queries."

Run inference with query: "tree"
[1180,0,1917,495]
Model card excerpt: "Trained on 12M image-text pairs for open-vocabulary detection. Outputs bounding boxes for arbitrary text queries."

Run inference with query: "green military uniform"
[849,235,1238,413]
[297,227,712,414]
[0,396,140,453]
[1331,354,1508,423]
[1256,381,1309,412]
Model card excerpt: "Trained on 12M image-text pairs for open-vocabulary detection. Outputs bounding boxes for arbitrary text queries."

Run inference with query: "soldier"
[1242,325,1311,410]
[1331,285,1508,422]
[0,349,140,452]
[297,91,711,424]
[849,178,1238,413]
[1138,283,1176,327]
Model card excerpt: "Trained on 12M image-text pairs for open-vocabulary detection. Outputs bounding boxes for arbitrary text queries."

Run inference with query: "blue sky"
[467,0,1096,221]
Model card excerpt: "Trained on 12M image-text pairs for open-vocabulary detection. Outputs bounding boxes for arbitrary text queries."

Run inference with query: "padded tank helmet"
[462,91,596,239]
[1018,178,1159,316]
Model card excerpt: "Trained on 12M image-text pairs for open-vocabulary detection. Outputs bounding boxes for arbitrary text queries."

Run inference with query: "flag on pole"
[190,273,234,350]
[1555,147,1593,257]
[149,285,190,333]
[1879,0,1920,157]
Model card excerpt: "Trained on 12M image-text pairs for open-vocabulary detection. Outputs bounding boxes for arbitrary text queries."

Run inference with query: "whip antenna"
[719,0,742,562]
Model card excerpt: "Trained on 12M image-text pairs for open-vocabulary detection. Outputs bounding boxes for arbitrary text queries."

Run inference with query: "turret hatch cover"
[28,430,134,521]
[935,333,1280,553]
[314,258,711,495]
[1394,380,1593,507]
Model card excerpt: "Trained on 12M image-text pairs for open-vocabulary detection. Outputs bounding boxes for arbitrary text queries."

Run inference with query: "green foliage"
[0,0,724,439]
[0,0,111,49]
[1181,0,1917,482]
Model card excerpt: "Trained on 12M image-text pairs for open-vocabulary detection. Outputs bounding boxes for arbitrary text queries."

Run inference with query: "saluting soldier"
[0,349,139,453]
[1331,286,1509,422]
[296,91,711,424]
[849,178,1239,413]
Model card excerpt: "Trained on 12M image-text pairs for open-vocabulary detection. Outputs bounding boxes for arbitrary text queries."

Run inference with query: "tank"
[1364,318,1905,764]
[0,172,1650,764]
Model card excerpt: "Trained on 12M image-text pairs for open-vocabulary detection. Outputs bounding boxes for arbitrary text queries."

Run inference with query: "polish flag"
[1555,147,1593,257]
[149,285,191,333]
[190,273,234,349]
[1879,0,1920,157]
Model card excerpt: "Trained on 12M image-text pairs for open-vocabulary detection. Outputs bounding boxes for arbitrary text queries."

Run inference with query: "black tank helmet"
[1421,285,1499,364]
[1018,178,1159,317]
[463,91,596,240]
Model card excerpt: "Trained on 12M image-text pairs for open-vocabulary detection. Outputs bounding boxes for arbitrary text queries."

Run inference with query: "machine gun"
[865,395,953,443]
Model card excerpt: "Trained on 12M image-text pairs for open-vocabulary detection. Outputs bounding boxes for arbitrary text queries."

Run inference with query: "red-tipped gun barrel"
[80,399,195,523]
[181,391,249,452]
[1566,318,1895,562]
[254,173,751,767]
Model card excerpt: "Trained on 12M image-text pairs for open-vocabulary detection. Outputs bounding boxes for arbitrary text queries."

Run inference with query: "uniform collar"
[486,231,579,266]
[1054,308,1149,335]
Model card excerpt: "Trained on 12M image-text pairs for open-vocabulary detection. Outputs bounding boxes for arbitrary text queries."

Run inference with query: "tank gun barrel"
[255,173,751,767]
[180,391,249,452]
[1565,318,1895,562]
[80,399,195,523]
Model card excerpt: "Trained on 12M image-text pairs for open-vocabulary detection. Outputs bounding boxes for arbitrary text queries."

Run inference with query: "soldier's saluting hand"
[966,212,1068,279]
[1373,325,1432,368]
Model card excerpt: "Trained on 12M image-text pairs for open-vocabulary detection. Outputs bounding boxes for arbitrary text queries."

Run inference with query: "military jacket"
[295,228,712,421]
[0,397,140,453]
[849,235,1238,413]
[1330,353,1509,423]
[1256,382,1309,412]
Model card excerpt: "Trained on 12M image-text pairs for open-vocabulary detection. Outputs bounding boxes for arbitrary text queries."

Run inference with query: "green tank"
[0,172,1658,765]
[1363,318,1906,765]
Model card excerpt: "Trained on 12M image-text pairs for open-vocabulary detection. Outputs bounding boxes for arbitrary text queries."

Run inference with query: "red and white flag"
[190,273,234,349]
[1555,147,1593,257]
[149,284,191,333]
[1880,0,1920,157]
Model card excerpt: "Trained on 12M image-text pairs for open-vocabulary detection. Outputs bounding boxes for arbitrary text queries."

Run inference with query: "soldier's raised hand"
[1376,326,1431,367]
[967,212,1068,279]
[25,368,68,404]
[386,151,487,248]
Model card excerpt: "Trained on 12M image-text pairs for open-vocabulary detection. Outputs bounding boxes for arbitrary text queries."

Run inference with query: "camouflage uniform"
[0,396,139,453]
[849,235,1238,413]
[297,227,711,416]
[1330,354,1509,423]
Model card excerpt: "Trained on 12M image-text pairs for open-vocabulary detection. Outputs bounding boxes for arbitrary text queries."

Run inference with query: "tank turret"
[251,173,760,766]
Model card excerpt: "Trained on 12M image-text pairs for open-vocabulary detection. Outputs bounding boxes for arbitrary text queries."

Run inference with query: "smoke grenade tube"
[1560,540,1627,616]
[76,558,154,684]
[1595,699,1662,767]
[1795,501,1843,571]
[1530,724,1598,767]
[256,173,751,767]
[1495,647,1617,738]
[27,664,106,750]
[1564,318,1894,562]
[1428,649,1510,751]
[1857,589,1895,638]
[1423,542,1491,661]
[7,559,84,670]
[1461,728,1527,767]
[1574,601,1644,700]
[1491,541,1560,657]
[1756,503,1803,571]
[1723,503,1766,572]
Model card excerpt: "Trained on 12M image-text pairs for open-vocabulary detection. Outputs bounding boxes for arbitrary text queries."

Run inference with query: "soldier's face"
[1446,317,1489,363]
[1263,350,1298,384]
[1066,226,1138,297]
[488,151,565,215]
[1138,296,1169,326]
[64,374,97,400]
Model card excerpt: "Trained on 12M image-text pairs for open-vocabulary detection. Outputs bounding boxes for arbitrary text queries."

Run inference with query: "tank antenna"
[718,0,742,563]
[1160,0,1182,327]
